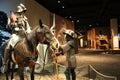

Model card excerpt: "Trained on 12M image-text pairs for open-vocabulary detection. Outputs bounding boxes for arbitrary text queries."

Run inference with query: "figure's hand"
[58,46,63,55]
[14,27,20,31]
[51,51,62,57]
[55,51,63,56]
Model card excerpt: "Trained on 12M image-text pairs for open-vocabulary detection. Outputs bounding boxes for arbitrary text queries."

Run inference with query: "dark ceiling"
[35,0,120,31]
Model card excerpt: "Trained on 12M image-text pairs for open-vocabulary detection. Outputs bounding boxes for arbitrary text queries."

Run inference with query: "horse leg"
[5,59,10,80]
[5,68,9,80]
[11,63,15,80]
[29,65,35,80]
[18,64,24,80]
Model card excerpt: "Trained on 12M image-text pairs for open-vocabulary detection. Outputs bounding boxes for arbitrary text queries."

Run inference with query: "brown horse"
[5,20,56,80]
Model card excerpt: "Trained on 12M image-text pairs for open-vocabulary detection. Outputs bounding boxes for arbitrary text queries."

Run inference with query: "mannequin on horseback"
[3,3,31,72]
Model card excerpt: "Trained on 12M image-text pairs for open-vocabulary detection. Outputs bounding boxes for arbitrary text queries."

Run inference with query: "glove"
[58,46,64,55]
[55,51,62,56]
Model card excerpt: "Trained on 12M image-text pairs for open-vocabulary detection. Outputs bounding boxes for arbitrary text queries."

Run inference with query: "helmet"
[20,3,27,12]
[16,5,24,13]
[64,29,74,38]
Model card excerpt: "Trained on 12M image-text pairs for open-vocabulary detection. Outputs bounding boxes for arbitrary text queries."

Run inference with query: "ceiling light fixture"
[62,6,65,8]
[77,20,79,22]
[89,24,92,27]
[65,16,67,18]
[58,0,61,3]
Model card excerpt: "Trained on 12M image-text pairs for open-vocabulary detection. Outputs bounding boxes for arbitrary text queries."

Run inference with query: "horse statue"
[4,19,58,80]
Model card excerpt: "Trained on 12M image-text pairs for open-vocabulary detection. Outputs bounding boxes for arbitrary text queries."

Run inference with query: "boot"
[0,57,6,73]
[4,49,10,63]
[3,48,10,72]
[71,68,76,80]
[64,69,70,80]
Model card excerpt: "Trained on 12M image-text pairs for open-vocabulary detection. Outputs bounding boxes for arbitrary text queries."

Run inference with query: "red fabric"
[10,11,17,22]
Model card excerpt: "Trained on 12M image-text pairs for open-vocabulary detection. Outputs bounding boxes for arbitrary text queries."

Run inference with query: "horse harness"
[9,40,38,65]
[9,25,52,65]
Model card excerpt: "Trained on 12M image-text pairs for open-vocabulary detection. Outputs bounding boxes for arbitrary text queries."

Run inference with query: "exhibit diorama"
[0,0,120,80]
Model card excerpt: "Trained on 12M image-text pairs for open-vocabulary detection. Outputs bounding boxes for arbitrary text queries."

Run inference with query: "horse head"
[36,19,59,50]
[35,20,55,45]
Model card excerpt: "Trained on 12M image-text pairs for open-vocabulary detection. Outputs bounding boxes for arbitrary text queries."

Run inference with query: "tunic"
[61,40,76,68]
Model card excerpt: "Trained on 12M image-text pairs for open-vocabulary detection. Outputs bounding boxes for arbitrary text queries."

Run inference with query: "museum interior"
[0,0,120,80]
[36,0,120,50]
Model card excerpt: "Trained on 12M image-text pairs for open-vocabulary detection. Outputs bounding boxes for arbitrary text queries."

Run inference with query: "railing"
[88,65,117,80]
[57,64,117,80]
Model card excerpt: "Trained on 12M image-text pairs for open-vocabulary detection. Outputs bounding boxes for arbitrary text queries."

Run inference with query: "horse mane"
[23,20,50,52]
[24,20,43,52]
[25,26,40,52]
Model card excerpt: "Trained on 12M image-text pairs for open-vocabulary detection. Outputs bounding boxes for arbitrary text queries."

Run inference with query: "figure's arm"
[55,43,71,56]
[23,16,31,33]
[7,11,19,32]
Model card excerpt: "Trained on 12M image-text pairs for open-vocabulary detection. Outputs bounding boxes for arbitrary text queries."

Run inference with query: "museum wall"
[55,15,74,35]
[25,0,50,29]
[0,0,75,33]
[0,0,50,29]
[49,13,75,46]
[87,28,96,48]
[0,0,76,47]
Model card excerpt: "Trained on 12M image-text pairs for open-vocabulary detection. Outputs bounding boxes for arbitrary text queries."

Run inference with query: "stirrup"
[0,65,6,73]
[2,62,6,65]
[35,61,40,65]
[3,63,6,65]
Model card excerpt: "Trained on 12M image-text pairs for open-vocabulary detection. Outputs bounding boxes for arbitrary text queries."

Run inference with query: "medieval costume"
[3,3,31,72]
[57,29,76,80]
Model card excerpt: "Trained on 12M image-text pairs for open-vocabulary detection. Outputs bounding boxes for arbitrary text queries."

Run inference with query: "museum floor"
[0,48,120,80]
[0,73,89,80]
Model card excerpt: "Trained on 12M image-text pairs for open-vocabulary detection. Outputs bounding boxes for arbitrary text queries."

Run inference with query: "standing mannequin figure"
[57,29,76,80]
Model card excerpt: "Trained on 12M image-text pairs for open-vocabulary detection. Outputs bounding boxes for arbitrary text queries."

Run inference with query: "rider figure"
[4,3,31,68]
[57,29,76,80]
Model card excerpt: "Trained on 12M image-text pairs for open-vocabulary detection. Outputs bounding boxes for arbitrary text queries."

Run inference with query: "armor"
[7,4,31,47]
[20,3,27,12]
[3,3,31,71]
[16,5,24,13]
[59,29,76,80]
